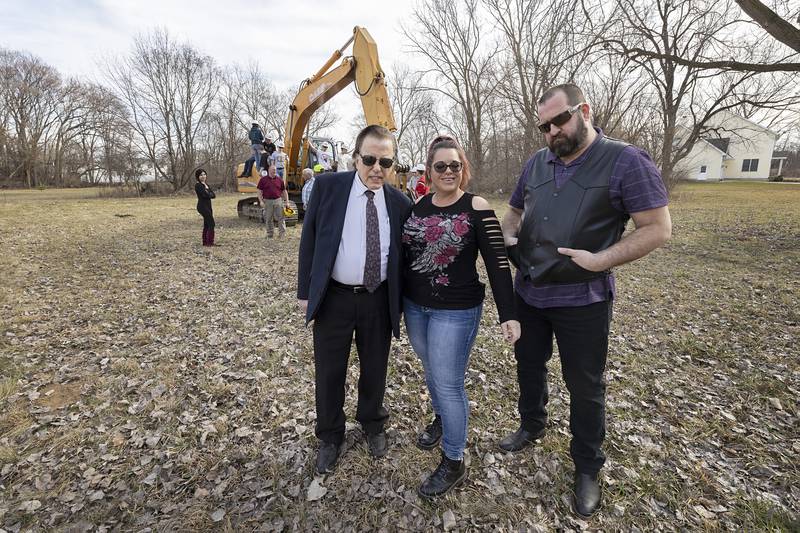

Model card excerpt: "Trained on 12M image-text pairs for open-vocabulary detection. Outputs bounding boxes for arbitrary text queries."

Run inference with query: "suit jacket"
[297,171,412,337]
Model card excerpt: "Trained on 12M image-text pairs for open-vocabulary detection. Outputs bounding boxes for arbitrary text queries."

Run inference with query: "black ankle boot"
[573,472,602,517]
[416,415,442,450]
[418,452,466,499]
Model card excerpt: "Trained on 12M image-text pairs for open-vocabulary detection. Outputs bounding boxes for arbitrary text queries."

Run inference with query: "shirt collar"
[352,172,384,198]
[546,127,604,166]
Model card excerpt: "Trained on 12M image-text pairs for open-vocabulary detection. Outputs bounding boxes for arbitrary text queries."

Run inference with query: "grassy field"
[0,181,798,531]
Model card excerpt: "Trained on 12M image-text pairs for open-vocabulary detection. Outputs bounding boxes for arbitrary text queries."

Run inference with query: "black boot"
[573,472,602,517]
[416,415,442,450]
[418,452,466,499]
[315,441,342,475]
[498,425,545,452]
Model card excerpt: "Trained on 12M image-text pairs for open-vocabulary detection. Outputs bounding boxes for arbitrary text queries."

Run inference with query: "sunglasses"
[537,103,584,133]
[360,154,394,169]
[432,161,463,173]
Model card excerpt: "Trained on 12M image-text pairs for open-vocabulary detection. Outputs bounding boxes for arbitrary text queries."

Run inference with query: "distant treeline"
[1,0,798,193]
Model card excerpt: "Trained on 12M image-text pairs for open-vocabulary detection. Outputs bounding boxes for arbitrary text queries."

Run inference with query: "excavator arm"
[237,26,401,221]
[284,26,396,177]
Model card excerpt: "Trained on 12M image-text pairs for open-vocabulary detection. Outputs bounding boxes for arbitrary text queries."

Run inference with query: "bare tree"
[597,0,800,188]
[384,62,440,164]
[211,67,245,190]
[235,62,285,138]
[405,0,500,184]
[306,103,340,138]
[734,0,800,54]
[577,51,656,146]
[484,0,595,156]
[105,28,219,191]
[0,49,61,187]
[595,0,800,72]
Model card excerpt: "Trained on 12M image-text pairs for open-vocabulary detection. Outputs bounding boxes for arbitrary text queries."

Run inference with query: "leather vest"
[518,136,630,285]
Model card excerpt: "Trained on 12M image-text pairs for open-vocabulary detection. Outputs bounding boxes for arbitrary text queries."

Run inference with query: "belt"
[330,279,386,294]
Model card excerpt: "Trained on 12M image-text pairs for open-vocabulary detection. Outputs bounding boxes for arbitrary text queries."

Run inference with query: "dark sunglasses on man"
[537,103,585,134]
[360,154,395,169]
[432,161,463,173]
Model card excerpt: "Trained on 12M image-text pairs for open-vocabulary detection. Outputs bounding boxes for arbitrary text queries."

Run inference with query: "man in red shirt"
[257,163,288,238]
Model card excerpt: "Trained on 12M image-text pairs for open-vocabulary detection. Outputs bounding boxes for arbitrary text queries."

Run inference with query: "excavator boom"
[285,26,396,177]
[237,26,402,222]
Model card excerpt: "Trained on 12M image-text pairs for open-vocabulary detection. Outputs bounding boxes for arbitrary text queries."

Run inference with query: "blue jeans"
[404,298,482,460]
[251,144,264,170]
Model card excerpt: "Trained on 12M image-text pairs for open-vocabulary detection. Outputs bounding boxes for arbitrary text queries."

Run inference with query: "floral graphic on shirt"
[403,211,472,294]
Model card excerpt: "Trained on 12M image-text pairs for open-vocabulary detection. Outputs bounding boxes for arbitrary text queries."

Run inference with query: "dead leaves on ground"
[0,184,798,531]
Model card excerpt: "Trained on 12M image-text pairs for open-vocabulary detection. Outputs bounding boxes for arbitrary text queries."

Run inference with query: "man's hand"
[557,248,607,272]
[500,320,521,344]
[298,299,308,313]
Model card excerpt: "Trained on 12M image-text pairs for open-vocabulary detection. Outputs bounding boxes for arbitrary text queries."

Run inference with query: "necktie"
[363,190,381,292]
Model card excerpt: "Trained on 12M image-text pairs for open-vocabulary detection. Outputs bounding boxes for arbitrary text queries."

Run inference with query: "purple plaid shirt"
[509,129,668,308]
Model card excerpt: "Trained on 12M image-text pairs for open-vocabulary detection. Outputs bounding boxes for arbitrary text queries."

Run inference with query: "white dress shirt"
[331,173,391,285]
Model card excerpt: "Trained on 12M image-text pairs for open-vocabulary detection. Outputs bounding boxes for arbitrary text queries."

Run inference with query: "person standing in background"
[271,141,288,178]
[248,122,265,172]
[195,168,219,246]
[257,163,288,239]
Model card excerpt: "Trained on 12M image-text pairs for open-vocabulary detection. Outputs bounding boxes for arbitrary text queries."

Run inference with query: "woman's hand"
[500,320,521,344]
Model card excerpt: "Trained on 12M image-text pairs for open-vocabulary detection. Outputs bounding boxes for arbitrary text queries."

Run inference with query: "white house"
[677,111,779,181]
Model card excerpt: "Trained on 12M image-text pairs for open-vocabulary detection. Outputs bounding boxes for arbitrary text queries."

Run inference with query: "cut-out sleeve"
[474,209,516,323]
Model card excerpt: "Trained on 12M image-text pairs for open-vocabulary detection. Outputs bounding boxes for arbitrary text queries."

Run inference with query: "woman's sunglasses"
[432,161,463,173]
[537,103,584,133]
[360,155,395,169]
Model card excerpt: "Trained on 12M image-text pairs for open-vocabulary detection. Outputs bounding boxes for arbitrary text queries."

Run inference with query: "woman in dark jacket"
[195,168,218,246]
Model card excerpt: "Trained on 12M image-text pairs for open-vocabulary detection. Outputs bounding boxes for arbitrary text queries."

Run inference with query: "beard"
[548,118,588,158]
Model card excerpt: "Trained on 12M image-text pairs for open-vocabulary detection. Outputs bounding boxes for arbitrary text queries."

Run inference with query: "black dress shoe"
[315,441,341,475]
[416,415,442,450]
[573,472,602,517]
[366,431,388,458]
[498,426,546,452]
[418,452,467,499]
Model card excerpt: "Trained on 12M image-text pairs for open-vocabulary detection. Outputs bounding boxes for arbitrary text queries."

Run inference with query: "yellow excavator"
[237,26,404,224]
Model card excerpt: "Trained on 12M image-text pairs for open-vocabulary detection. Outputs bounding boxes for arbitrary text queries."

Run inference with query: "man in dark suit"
[298,125,412,475]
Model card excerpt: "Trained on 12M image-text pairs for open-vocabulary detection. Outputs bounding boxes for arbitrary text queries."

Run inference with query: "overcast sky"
[0,0,420,142]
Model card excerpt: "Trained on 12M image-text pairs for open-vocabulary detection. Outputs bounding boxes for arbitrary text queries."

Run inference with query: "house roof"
[720,110,780,138]
[698,138,733,159]
[705,137,730,154]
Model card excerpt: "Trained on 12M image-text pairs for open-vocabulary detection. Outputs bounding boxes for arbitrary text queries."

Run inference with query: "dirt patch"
[34,381,83,409]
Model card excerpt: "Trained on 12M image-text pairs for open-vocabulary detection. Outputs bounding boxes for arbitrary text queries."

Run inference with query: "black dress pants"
[313,282,392,444]
[514,293,612,475]
[197,207,214,230]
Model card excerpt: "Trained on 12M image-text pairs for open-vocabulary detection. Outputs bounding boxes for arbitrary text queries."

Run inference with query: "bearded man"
[500,83,672,517]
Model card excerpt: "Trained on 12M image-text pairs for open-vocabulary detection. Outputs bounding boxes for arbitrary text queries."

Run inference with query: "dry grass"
[0,182,798,530]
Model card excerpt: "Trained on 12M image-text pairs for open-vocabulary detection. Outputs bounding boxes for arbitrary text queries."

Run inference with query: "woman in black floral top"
[402,136,520,499]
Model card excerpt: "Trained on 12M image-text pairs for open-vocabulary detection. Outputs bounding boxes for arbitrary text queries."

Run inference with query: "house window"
[742,159,759,172]
[700,165,707,173]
